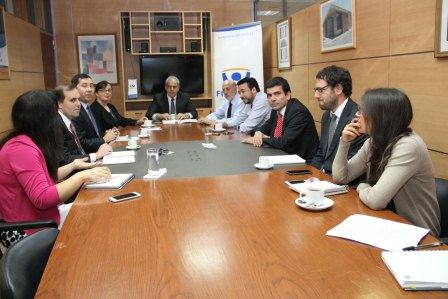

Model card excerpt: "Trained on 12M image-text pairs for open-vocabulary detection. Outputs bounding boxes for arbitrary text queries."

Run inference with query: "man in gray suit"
[311,65,368,173]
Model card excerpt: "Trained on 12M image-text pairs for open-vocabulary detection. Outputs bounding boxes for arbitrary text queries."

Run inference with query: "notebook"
[85,173,134,190]
[260,155,305,165]
[381,250,448,290]
[286,180,348,196]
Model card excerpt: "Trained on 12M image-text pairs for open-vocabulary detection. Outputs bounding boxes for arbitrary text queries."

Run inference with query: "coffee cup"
[128,139,138,148]
[300,187,324,206]
[259,156,270,166]
[214,122,223,131]
[140,128,148,136]
[144,119,152,126]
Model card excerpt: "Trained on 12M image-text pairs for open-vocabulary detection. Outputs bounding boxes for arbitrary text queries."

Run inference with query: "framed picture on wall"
[76,34,118,84]
[0,8,10,80]
[320,0,356,53]
[435,0,448,57]
[276,18,291,69]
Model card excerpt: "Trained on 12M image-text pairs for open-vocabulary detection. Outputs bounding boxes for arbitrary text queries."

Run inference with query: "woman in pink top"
[0,90,111,247]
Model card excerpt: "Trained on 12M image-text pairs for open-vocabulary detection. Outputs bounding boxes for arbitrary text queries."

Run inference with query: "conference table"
[36,123,446,298]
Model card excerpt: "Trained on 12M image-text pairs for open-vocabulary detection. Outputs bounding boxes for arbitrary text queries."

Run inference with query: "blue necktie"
[170,98,176,114]
[85,106,100,136]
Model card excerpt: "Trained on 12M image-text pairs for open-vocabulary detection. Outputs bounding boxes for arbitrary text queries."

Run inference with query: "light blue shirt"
[233,92,271,133]
[207,94,245,123]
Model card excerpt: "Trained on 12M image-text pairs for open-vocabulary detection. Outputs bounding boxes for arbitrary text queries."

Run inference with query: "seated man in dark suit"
[70,74,119,146]
[145,75,198,121]
[55,85,112,165]
[310,65,368,173]
[242,77,319,162]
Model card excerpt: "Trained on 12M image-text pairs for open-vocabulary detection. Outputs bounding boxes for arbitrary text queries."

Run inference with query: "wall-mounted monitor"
[140,55,204,95]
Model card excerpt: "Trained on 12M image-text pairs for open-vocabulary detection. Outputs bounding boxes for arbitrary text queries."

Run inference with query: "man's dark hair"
[316,65,352,97]
[237,77,260,92]
[265,77,291,94]
[70,73,92,88]
[53,85,76,103]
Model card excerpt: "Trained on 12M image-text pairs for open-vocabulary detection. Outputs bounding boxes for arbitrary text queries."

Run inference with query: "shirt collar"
[278,105,287,117]
[80,101,89,110]
[58,110,72,132]
[332,98,348,119]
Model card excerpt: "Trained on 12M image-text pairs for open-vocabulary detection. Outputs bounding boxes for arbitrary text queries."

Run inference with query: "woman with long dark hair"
[333,88,440,236]
[0,90,111,247]
[90,80,146,132]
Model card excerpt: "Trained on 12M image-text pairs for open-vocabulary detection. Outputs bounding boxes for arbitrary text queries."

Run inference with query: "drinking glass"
[146,148,159,175]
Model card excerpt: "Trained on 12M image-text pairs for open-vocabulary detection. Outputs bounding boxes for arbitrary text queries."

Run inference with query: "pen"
[402,241,444,251]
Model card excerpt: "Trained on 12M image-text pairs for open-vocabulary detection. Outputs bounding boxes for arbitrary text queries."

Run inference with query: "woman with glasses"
[332,88,440,236]
[91,81,146,131]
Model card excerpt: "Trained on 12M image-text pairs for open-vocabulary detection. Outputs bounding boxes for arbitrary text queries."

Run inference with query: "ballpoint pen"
[402,241,445,251]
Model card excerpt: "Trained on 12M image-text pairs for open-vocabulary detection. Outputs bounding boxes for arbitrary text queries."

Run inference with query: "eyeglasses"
[98,89,112,93]
[313,85,329,94]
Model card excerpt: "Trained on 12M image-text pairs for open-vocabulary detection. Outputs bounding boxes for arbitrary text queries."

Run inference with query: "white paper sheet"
[178,119,198,124]
[102,155,135,165]
[85,173,134,189]
[326,214,429,251]
[116,136,139,142]
[260,154,305,165]
[202,143,217,149]
[107,151,135,157]
[142,168,167,179]
[162,120,176,125]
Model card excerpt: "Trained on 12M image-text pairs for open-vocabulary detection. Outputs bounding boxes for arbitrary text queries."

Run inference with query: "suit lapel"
[162,94,169,113]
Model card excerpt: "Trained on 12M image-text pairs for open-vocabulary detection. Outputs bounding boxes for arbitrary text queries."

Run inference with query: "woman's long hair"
[0,90,61,181]
[361,88,413,184]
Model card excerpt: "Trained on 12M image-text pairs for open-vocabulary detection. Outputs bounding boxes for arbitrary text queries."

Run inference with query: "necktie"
[226,101,232,118]
[170,98,176,114]
[85,106,100,137]
[70,122,86,155]
[273,112,283,138]
[325,113,338,156]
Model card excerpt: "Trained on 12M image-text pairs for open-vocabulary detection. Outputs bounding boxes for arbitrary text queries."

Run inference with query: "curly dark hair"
[316,65,352,97]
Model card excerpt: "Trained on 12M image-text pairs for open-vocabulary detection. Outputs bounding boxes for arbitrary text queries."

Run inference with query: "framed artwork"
[276,18,291,69]
[320,0,356,53]
[76,34,118,84]
[0,8,10,80]
[435,0,448,57]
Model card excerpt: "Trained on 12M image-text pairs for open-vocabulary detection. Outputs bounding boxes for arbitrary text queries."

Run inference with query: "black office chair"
[0,221,58,299]
[435,178,448,241]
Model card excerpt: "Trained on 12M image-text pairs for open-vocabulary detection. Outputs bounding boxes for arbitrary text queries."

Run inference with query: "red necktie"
[70,122,86,155]
[273,112,283,138]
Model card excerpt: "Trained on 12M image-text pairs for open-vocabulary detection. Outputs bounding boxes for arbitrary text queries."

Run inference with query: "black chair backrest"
[435,178,448,238]
[0,228,59,299]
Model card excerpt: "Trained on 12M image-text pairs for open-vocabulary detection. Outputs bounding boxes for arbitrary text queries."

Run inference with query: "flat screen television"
[140,55,204,95]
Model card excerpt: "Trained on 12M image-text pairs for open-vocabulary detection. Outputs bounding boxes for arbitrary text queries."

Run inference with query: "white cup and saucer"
[126,139,140,150]
[142,119,154,128]
[295,187,334,211]
[212,122,226,133]
[138,128,150,138]
[254,156,273,170]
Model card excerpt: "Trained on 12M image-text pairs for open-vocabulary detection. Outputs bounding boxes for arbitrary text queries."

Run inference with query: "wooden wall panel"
[308,0,390,64]
[390,53,448,153]
[390,0,436,55]
[430,151,448,179]
[5,15,23,71]
[290,10,308,66]
[262,25,277,69]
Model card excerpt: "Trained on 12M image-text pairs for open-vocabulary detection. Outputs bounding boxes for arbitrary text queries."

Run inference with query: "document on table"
[381,250,448,290]
[116,136,139,142]
[102,151,136,165]
[85,173,134,189]
[286,180,348,196]
[326,214,429,251]
[162,120,176,125]
[144,127,162,131]
[260,154,305,165]
[178,119,198,124]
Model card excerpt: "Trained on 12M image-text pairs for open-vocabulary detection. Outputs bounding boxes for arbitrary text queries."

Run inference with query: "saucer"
[126,145,141,150]
[254,163,274,170]
[295,197,334,211]
[138,134,149,138]
[212,128,226,133]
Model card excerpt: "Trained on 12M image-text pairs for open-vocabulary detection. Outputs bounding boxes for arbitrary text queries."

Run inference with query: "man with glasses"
[310,65,367,173]
[146,75,198,121]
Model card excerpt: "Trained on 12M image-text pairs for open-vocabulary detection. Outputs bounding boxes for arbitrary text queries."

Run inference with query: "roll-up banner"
[212,22,264,109]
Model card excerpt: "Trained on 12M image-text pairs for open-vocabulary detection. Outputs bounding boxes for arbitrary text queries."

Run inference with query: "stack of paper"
[162,120,176,125]
[85,173,134,189]
[116,136,139,142]
[102,151,136,165]
[381,250,448,290]
[326,214,430,251]
[178,119,198,124]
[286,180,348,196]
[260,155,305,165]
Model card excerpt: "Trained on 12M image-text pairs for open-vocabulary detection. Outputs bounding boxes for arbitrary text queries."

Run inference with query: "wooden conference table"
[36,123,446,298]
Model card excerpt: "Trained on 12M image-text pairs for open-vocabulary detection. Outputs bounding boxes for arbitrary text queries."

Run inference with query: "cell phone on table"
[288,180,305,184]
[109,192,141,203]
[286,169,312,175]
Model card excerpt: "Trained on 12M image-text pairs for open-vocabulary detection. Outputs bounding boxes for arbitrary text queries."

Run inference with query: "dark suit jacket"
[57,115,89,166]
[73,105,104,152]
[311,98,368,173]
[90,100,137,132]
[145,92,198,119]
[259,99,319,162]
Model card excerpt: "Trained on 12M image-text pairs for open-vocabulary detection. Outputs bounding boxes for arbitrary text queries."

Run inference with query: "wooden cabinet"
[127,11,207,55]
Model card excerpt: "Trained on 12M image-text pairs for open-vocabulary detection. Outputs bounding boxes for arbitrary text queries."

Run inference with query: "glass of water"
[146,148,159,175]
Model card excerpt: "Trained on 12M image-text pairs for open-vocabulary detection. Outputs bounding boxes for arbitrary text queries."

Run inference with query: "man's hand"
[96,143,113,159]
[157,113,170,120]
[103,128,119,143]
[135,116,147,125]
[72,157,99,170]
[242,136,254,144]
[198,117,214,125]
[252,131,264,147]
[176,113,190,120]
